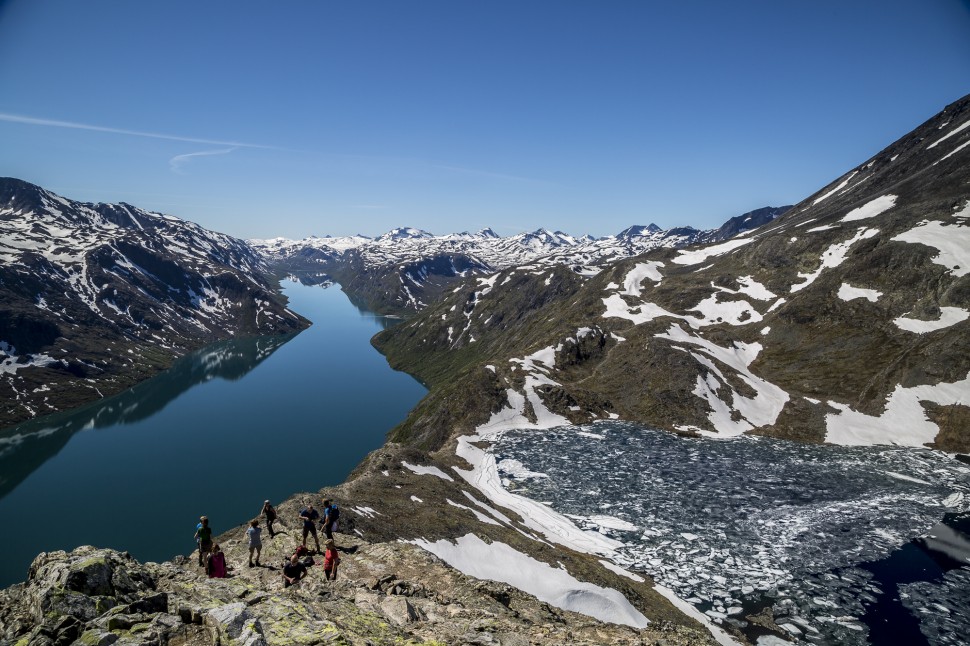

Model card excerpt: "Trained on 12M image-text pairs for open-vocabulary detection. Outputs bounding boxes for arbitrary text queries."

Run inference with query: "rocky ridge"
[0,447,732,645]
[0,178,310,429]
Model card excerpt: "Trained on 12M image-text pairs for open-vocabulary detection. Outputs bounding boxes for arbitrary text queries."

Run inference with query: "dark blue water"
[0,281,426,587]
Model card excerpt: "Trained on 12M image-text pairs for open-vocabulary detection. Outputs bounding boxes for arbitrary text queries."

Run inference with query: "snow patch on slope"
[891,219,970,277]
[840,195,896,222]
[825,371,970,446]
[893,307,969,333]
[411,534,650,628]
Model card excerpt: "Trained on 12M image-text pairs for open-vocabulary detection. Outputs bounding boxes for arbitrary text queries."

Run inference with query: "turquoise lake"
[0,280,426,587]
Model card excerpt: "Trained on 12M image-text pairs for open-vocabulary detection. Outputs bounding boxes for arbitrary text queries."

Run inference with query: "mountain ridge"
[252,205,791,314]
[372,92,970,452]
[0,178,310,429]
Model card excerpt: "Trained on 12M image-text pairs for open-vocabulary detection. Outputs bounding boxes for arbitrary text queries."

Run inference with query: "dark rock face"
[375,93,970,451]
[0,178,310,429]
[699,205,792,242]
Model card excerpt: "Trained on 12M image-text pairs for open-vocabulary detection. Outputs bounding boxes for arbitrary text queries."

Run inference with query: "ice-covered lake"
[493,422,970,645]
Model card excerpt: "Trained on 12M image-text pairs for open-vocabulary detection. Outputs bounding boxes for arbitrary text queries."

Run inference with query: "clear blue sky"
[1,1,968,239]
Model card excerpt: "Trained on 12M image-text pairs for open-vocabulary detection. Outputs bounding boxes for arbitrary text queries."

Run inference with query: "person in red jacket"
[322,539,340,581]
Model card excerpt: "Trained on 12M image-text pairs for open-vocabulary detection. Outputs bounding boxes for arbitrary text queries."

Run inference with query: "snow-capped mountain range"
[251,206,789,312]
[0,177,308,428]
[374,92,970,451]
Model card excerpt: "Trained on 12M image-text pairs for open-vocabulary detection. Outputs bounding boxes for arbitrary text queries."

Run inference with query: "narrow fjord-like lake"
[0,280,426,587]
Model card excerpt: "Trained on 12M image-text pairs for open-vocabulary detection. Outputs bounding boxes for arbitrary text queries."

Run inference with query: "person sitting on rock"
[206,543,228,578]
[322,539,340,581]
[299,502,321,552]
[246,519,262,567]
[194,516,213,567]
[282,553,307,588]
[261,499,278,537]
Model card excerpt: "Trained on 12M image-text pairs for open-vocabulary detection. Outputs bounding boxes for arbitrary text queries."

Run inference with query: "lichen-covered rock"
[75,629,120,646]
[21,547,156,628]
[380,596,417,626]
[205,603,266,646]
[0,498,728,646]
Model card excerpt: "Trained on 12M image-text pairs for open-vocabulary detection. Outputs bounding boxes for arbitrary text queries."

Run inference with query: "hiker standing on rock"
[246,519,262,567]
[194,516,213,567]
[321,499,340,540]
[322,539,340,581]
[300,502,321,552]
[261,500,278,537]
[282,554,307,588]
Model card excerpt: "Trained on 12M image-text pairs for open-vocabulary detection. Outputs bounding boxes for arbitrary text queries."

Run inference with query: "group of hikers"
[193,498,342,588]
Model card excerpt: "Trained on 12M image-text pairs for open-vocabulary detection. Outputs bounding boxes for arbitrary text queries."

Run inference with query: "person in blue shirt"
[299,502,321,552]
[194,516,213,567]
[321,499,340,540]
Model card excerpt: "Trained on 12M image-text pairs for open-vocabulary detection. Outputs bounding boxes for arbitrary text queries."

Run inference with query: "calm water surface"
[0,281,425,587]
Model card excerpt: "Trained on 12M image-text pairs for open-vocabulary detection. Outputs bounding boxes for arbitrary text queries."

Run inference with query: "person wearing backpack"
[194,516,213,567]
[321,499,340,540]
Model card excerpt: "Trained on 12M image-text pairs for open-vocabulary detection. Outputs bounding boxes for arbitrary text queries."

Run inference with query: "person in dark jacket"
[282,554,307,588]
[194,516,213,567]
[261,500,278,537]
[299,502,321,552]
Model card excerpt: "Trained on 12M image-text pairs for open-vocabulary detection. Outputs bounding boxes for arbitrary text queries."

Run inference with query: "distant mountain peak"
[380,227,433,241]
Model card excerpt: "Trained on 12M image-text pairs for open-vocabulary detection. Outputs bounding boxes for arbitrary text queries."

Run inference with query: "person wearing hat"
[261,500,278,537]
[194,516,213,567]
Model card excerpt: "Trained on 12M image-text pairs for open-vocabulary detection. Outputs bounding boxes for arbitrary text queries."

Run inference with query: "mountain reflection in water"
[0,334,294,500]
[0,281,425,589]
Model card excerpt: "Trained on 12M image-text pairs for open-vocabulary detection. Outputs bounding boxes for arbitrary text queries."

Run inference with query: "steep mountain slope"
[374,93,970,452]
[0,178,309,428]
[252,207,790,314]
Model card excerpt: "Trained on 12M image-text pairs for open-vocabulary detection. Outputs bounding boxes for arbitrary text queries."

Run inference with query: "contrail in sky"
[169,148,237,174]
[0,112,275,149]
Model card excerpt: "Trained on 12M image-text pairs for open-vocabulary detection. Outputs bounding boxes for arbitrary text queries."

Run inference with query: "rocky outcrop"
[0,513,721,646]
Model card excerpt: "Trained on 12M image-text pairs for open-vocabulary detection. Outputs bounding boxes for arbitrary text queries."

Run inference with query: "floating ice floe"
[494,421,970,646]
